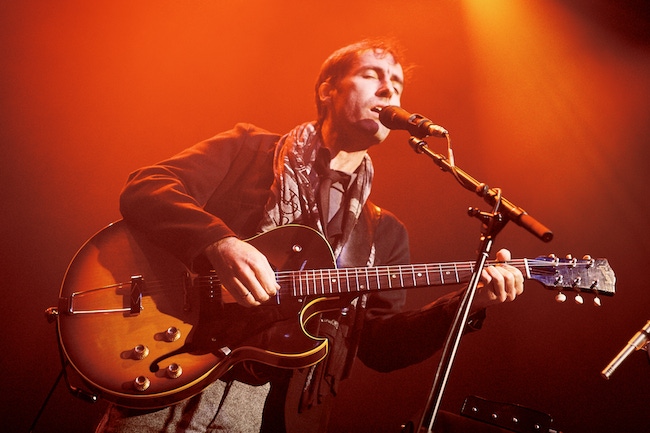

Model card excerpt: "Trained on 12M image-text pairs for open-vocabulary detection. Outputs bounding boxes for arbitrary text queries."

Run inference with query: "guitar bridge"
[60,275,144,315]
[129,275,144,315]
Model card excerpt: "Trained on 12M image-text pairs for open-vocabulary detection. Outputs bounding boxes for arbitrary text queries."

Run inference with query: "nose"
[376,78,398,100]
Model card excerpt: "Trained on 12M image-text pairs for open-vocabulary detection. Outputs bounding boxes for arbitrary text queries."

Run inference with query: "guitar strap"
[336,201,382,379]
[281,201,382,433]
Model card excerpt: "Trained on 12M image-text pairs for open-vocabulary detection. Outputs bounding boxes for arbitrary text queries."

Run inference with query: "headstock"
[527,255,616,306]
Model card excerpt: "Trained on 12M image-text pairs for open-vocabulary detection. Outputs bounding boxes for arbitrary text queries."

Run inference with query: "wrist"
[205,236,237,256]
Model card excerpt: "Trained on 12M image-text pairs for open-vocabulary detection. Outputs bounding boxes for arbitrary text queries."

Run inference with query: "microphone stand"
[404,136,553,433]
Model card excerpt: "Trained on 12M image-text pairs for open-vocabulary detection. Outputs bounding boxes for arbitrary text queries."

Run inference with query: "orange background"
[2,1,649,432]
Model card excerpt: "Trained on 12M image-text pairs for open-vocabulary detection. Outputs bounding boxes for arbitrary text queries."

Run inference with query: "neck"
[320,121,369,173]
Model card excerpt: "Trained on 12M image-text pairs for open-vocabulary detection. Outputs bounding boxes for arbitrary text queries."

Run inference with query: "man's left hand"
[472,248,524,311]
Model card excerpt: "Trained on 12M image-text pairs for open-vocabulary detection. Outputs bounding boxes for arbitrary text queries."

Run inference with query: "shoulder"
[201,122,282,145]
[366,201,407,235]
[191,123,282,157]
[227,123,282,143]
[364,200,410,265]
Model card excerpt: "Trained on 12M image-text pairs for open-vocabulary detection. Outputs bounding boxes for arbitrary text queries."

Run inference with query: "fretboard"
[279,261,492,297]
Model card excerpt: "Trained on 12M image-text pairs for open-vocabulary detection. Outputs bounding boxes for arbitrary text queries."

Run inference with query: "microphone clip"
[601,320,650,379]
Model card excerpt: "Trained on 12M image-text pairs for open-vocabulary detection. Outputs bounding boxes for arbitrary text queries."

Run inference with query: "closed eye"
[361,69,379,80]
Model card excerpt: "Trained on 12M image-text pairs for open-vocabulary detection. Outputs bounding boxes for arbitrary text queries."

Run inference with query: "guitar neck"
[277,256,615,298]
[279,260,495,298]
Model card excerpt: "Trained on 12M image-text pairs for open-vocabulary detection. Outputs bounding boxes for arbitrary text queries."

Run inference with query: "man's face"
[327,50,404,147]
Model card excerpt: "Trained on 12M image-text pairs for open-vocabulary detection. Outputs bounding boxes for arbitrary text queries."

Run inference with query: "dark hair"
[315,38,407,124]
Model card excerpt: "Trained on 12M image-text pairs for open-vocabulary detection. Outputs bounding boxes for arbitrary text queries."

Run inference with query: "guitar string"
[76,259,606,299]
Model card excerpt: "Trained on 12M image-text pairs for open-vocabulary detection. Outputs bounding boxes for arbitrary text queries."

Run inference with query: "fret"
[363,269,369,291]
[424,265,431,286]
[318,269,324,295]
[375,267,381,290]
[320,269,332,294]
[337,269,343,293]
[342,268,350,293]
[319,269,325,295]
[332,269,340,293]
[412,266,421,286]
[306,271,318,295]
[439,263,456,284]
[354,268,360,292]
[410,264,419,288]
[331,269,338,293]
[322,269,330,295]
[386,267,392,288]
[380,266,391,290]
[458,262,473,284]
[301,270,308,296]
[522,258,531,279]
[325,270,331,293]
[302,270,309,296]
[306,269,312,295]
[325,269,332,295]
[304,270,309,295]
[325,269,334,294]
[298,270,305,296]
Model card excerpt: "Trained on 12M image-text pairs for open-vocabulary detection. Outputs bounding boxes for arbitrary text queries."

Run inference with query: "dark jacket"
[119,123,474,432]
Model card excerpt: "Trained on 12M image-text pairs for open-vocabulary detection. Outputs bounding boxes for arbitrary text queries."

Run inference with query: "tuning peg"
[590,280,602,307]
[555,291,567,303]
[574,294,584,305]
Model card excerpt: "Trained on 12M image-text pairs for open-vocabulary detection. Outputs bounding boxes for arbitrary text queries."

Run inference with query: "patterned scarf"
[258,122,374,258]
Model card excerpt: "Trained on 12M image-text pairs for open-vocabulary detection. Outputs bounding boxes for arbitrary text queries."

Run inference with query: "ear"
[318,80,334,105]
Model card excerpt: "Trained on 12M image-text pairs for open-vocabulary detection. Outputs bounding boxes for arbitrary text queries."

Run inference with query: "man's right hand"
[204,237,280,307]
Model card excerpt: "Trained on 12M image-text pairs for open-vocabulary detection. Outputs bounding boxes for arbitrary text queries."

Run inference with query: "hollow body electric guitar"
[56,221,615,409]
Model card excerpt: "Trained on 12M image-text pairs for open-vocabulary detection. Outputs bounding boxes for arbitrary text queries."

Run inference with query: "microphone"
[601,320,650,379]
[374,106,448,138]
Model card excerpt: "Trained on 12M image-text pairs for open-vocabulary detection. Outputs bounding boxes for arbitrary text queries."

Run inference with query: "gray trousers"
[95,380,271,433]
